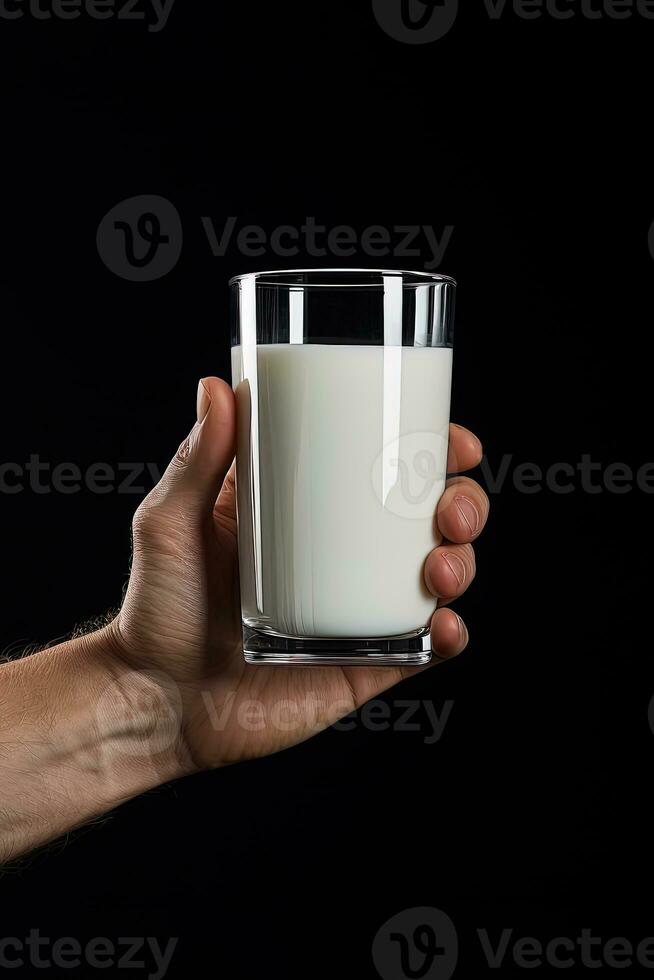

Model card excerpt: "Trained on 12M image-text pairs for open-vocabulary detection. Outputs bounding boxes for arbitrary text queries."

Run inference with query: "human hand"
[103,377,489,774]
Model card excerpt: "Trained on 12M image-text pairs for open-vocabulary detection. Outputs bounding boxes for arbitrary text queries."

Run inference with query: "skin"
[0,377,488,861]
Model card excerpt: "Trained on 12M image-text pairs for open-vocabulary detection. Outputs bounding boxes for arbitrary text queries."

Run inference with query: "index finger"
[447,423,483,474]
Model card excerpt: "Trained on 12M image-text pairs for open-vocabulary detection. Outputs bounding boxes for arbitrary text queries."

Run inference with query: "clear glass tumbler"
[230,269,455,666]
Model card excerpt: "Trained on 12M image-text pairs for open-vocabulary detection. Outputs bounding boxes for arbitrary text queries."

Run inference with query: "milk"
[232,344,453,638]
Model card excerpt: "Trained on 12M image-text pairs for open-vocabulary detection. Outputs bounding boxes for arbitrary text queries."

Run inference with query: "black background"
[0,0,644,976]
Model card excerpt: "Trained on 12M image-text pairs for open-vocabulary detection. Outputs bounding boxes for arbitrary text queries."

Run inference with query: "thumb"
[157,377,236,515]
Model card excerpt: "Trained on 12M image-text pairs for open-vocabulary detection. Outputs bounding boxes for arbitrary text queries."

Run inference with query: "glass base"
[242,624,432,667]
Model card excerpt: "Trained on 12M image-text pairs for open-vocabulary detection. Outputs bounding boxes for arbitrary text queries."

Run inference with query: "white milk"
[232,344,453,638]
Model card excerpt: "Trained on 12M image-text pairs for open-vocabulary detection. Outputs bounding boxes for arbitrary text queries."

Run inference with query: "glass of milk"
[230,269,455,666]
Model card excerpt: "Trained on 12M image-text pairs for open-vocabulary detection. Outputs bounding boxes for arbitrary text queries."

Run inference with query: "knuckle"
[132,492,170,540]
[174,434,193,466]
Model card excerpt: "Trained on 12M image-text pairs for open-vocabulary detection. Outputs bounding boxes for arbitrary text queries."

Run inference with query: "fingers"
[402,609,469,677]
[364,607,469,696]
[447,423,483,474]
[429,607,469,660]
[436,475,489,544]
[424,543,476,601]
[214,460,237,534]
[151,377,236,518]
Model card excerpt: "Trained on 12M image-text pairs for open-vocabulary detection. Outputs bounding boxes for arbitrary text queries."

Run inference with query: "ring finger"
[424,542,476,602]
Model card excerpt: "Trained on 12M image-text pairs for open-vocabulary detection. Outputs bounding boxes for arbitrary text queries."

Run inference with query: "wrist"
[81,622,198,792]
[0,625,193,862]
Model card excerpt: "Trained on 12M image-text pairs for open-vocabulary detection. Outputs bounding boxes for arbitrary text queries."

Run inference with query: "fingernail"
[452,423,482,452]
[196,378,211,423]
[455,612,469,647]
[455,495,480,535]
[442,552,466,588]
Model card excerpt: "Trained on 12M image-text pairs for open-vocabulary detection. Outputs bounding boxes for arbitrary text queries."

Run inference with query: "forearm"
[0,626,188,863]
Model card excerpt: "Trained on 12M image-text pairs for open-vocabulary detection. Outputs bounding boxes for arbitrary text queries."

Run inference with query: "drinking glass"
[230,269,455,666]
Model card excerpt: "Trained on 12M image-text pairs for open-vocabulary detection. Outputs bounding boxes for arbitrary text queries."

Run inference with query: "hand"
[105,377,489,774]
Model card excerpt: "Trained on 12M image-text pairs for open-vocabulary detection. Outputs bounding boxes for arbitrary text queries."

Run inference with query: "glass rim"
[228,268,456,288]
